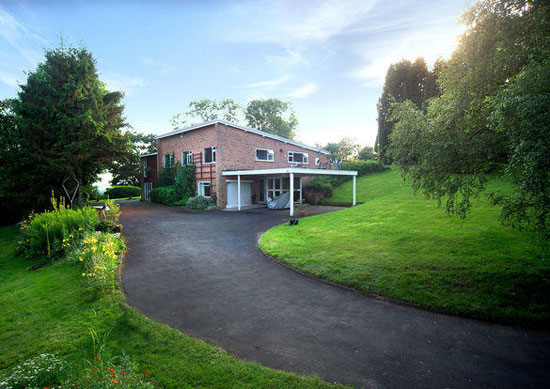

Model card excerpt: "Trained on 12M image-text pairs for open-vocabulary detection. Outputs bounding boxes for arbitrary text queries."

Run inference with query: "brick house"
[140,119,357,215]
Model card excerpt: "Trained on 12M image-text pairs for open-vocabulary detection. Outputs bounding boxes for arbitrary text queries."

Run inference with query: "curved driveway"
[120,201,550,388]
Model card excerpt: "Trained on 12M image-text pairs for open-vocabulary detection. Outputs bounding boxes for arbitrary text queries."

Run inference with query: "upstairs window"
[143,160,148,178]
[163,153,174,168]
[203,147,216,164]
[256,148,274,162]
[288,151,309,164]
[182,150,193,165]
[315,157,320,166]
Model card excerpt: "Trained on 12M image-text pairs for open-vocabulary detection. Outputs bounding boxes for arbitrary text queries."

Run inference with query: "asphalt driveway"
[120,201,550,388]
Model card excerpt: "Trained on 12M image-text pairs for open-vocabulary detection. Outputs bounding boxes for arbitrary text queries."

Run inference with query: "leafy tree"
[170,98,241,128]
[245,98,298,139]
[324,137,361,161]
[357,146,375,160]
[389,0,550,236]
[110,131,156,186]
[0,44,127,221]
[376,58,442,160]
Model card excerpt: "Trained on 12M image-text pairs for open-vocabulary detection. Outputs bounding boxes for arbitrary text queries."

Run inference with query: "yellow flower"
[91,246,97,252]
[79,257,83,261]
[82,273,85,276]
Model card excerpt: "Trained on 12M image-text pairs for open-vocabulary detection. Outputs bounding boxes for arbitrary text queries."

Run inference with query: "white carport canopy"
[222,168,358,216]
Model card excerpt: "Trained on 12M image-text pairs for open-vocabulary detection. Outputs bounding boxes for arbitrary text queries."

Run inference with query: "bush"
[0,353,68,389]
[83,184,101,201]
[304,177,334,197]
[66,231,126,292]
[150,187,179,205]
[96,220,122,233]
[104,186,140,199]
[17,196,99,261]
[175,164,196,199]
[341,160,388,176]
[187,196,216,210]
[157,166,179,187]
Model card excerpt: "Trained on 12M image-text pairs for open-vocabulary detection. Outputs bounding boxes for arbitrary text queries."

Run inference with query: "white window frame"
[143,159,148,178]
[288,151,309,164]
[203,146,216,164]
[315,157,320,166]
[255,148,274,162]
[181,150,193,166]
[198,181,211,197]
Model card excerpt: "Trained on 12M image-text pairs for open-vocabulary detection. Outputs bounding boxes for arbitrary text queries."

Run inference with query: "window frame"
[255,148,274,162]
[198,181,211,198]
[288,151,309,164]
[143,159,148,178]
[315,157,320,166]
[181,150,193,166]
[203,146,216,164]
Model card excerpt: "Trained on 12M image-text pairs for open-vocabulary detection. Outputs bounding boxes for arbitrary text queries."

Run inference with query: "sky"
[0,0,473,150]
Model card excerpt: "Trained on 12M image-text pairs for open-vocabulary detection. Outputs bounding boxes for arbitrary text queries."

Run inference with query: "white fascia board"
[222,168,357,176]
[139,152,157,158]
[155,119,330,155]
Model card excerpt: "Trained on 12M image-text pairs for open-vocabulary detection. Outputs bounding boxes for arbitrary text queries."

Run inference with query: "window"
[143,160,148,178]
[315,157,320,166]
[163,153,174,168]
[256,148,274,162]
[198,181,211,197]
[203,147,216,164]
[181,150,193,166]
[288,151,309,164]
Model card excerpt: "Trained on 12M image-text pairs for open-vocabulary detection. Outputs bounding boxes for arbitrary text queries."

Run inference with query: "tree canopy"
[110,131,156,187]
[324,137,361,161]
[0,44,128,223]
[244,98,298,139]
[170,98,241,129]
[376,57,444,161]
[389,0,550,237]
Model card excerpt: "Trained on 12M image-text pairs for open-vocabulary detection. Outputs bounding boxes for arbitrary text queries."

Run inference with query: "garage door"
[227,182,252,208]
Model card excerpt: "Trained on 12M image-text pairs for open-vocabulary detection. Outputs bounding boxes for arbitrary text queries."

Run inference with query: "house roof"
[139,152,157,158]
[155,119,330,155]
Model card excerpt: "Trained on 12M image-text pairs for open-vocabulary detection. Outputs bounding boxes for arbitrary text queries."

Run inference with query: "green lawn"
[260,169,549,328]
[0,225,333,388]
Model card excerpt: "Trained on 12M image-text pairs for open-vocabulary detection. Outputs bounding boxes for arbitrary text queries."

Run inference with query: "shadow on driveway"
[120,201,550,388]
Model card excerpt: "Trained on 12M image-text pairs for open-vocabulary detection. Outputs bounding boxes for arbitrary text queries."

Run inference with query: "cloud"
[236,75,290,89]
[288,82,319,98]
[0,69,19,87]
[102,72,146,96]
[267,47,308,66]
[226,0,376,44]
[142,57,176,75]
[0,7,45,64]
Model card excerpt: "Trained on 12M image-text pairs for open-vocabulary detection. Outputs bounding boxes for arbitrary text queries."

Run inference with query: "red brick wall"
[155,123,329,208]
[140,154,157,199]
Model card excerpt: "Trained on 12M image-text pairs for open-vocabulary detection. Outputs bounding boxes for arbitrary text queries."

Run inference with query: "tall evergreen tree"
[0,44,128,222]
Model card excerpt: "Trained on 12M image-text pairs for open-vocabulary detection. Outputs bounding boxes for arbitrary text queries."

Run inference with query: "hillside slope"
[260,169,549,327]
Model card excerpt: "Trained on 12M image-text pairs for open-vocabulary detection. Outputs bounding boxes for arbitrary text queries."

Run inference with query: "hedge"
[104,186,140,199]
[150,187,179,205]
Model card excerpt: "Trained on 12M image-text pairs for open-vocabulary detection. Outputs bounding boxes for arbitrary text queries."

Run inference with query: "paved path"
[120,201,550,388]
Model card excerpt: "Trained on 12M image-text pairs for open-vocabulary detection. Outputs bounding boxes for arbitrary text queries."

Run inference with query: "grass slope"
[260,169,549,327]
[0,225,333,388]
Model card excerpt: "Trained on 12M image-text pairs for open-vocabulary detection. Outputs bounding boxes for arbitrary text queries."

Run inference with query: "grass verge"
[260,169,549,328]
[0,225,334,388]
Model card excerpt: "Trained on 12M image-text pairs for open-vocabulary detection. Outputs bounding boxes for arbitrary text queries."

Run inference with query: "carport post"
[237,174,241,211]
[353,175,357,206]
[290,172,294,217]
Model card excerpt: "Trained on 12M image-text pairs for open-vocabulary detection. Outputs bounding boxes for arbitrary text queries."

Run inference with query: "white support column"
[290,172,294,217]
[353,175,357,206]
[238,174,241,211]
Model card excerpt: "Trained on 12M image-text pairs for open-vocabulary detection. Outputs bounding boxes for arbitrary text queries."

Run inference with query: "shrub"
[96,220,122,234]
[187,195,216,210]
[175,164,196,199]
[66,231,126,292]
[341,160,388,176]
[150,187,179,205]
[84,184,101,201]
[104,199,121,224]
[157,165,179,187]
[17,196,99,261]
[104,186,140,199]
[0,353,68,389]
[304,177,333,197]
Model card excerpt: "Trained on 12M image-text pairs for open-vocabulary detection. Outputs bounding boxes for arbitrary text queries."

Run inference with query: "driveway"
[120,201,550,388]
